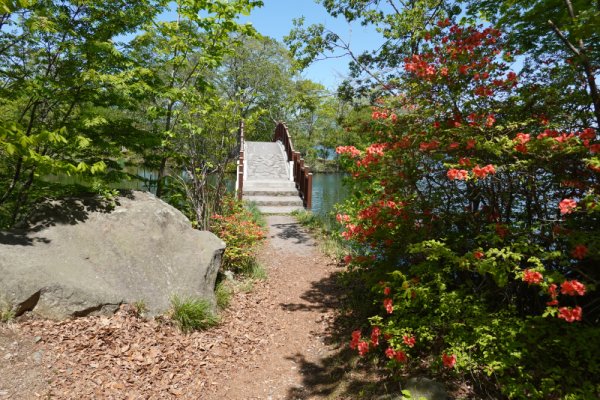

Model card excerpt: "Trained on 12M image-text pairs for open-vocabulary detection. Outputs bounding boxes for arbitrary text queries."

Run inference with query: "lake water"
[310,173,348,216]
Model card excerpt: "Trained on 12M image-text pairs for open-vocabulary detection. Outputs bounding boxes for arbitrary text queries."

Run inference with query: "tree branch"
[547,19,581,57]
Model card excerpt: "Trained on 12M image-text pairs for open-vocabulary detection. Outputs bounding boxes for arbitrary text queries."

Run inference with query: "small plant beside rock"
[0,307,14,323]
[170,295,219,333]
[215,282,232,310]
[132,300,148,317]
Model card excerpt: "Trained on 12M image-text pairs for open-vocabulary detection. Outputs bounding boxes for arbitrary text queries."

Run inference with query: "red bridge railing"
[273,122,312,209]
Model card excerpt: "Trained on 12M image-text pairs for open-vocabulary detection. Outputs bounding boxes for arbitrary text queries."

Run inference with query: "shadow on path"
[271,222,316,246]
[280,269,397,399]
[279,272,342,314]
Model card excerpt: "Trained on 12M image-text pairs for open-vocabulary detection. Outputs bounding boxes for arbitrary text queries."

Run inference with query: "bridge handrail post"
[306,172,313,209]
[272,122,313,210]
[298,158,305,193]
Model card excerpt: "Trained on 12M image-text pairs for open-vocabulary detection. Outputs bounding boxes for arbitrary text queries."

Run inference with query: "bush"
[170,295,219,333]
[210,196,265,272]
[336,22,599,399]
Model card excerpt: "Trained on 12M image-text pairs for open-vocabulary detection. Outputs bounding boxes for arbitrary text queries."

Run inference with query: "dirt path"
[208,215,342,399]
[0,215,353,399]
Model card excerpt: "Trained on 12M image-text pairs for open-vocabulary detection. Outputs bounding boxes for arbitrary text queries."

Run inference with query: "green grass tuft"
[0,308,15,323]
[292,210,348,259]
[215,282,232,310]
[132,300,148,317]
[170,295,219,333]
[241,260,267,280]
[244,200,267,229]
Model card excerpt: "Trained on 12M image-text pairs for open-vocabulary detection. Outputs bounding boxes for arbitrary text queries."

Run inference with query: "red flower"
[371,327,381,347]
[557,306,582,323]
[559,198,577,215]
[447,168,468,180]
[383,287,391,296]
[458,157,471,166]
[472,164,496,179]
[350,330,361,349]
[515,132,530,144]
[357,341,370,356]
[548,283,558,298]
[466,139,476,149]
[579,128,596,140]
[383,298,393,314]
[561,280,586,296]
[473,251,484,259]
[403,335,416,348]
[589,144,600,153]
[336,213,351,223]
[522,269,543,285]
[546,283,558,306]
[515,143,528,153]
[442,353,456,368]
[343,255,352,265]
[394,350,408,363]
[419,140,440,151]
[336,146,361,158]
[385,347,395,359]
[485,114,496,127]
[571,244,588,260]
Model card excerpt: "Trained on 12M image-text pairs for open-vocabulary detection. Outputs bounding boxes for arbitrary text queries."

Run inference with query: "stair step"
[245,179,295,186]
[243,189,299,197]
[256,205,305,214]
[243,195,303,207]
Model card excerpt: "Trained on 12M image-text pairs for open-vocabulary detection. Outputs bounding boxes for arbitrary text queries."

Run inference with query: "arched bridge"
[236,122,313,214]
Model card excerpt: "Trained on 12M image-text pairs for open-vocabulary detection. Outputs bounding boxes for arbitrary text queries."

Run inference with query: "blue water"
[310,173,348,216]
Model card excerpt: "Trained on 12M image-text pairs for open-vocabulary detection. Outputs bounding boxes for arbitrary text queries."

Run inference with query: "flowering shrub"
[209,197,265,272]
[336,21,599,399]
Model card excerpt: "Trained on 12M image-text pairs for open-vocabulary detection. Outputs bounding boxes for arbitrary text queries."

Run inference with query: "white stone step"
[243,188,299,197]
[257,205,305,214]
[244,195,303,207]
[244,180,296,190]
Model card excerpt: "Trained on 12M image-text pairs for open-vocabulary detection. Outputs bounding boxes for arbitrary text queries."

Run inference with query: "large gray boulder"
[0,191,225,319]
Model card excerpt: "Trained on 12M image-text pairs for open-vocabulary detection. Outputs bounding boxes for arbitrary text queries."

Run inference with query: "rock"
[223,270,235,281]
[0,191,225,319]
[403,377,449,400]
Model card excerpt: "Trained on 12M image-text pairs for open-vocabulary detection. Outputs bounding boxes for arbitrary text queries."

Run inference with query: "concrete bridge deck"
[242,141,304,214]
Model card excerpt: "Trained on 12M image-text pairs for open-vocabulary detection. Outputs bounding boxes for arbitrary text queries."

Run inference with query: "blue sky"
[239,0,385,90]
